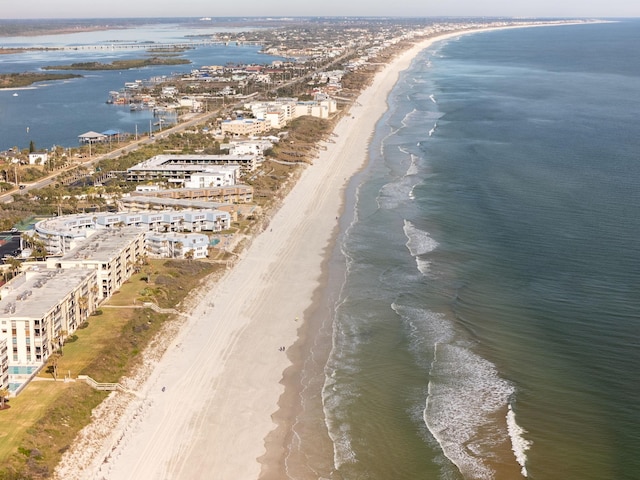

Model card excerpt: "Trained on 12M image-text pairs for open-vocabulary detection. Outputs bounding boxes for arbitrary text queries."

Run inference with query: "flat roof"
[128,155,252,172]
[0,268,94,321]
[59,227,143,263]
[122,196,228,210]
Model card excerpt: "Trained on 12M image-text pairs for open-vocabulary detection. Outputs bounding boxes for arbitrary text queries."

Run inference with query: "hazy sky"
[2,0,639,19]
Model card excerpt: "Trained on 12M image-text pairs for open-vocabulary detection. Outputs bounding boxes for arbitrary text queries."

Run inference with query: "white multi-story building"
[146,232,209,259]
[183,166,240,189]
[127,154,257,181]
[0,339,8,393]
[45,228,145,300]
[226,140,273,156]
[0,268,98,395]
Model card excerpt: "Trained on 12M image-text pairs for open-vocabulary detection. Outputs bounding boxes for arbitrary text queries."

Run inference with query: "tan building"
[220,118,269,137]
[135,185,253,204]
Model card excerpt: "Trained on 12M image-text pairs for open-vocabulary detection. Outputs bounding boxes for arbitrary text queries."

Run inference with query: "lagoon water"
[0,22,282,151]
[289,21,640,480]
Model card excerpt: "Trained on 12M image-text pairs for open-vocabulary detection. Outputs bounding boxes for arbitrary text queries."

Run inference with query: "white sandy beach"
[53,30,477,480]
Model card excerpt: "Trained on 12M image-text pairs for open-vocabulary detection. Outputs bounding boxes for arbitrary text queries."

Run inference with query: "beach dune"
[54,32,464,480]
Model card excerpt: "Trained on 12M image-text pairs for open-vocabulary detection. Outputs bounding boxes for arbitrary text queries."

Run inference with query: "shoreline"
[53,23,582,480]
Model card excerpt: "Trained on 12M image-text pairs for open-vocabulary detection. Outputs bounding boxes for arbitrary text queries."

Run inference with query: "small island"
[0,72,82,88]
[42,56,191,71]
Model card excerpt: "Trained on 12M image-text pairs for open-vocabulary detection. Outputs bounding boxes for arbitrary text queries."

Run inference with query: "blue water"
[314,21,640,480]
[0,23,283,151]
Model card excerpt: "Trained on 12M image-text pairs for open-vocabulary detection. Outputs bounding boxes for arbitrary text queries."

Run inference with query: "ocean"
[0,23,282,152]
[288,21,640,480]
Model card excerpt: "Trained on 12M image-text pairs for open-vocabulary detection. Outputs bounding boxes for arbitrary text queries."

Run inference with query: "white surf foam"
[507,403,532,477]
[377,180,415,209]
[429,94,437,103]
[425,342,517,480]
[406,153,419,176]
[403,219,439,257]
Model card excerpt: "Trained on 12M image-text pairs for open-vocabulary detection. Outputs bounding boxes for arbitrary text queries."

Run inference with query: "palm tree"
[49,352,60,381]
[78,296,88,318]
[90,283,99,302]
[56,330,68,356]
[6,257,21,280]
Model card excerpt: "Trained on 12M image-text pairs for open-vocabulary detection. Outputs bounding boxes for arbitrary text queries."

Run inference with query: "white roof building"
[146,232,209,259]
[0,267,98,395]
[127,154,256,182]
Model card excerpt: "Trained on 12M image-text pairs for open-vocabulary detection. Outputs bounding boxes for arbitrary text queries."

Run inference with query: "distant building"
[225,139,273,157]
[28,152,48,165]
[146,232,209,259]
[220,118,269,137]
[132,185,253,204]
[78,131,107,144]
[183,170,237,189]
[135,184,161,193]
[127,154,257,182]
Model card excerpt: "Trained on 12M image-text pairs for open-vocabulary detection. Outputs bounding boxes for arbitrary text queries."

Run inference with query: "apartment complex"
[146,232,210,259]
[45,228,145,300]
[126,154,258,182]
[220,118,269,137]
[0,339,8,393]
[0,268,98,394]
[244,96,338,127]
[133,185,253,204]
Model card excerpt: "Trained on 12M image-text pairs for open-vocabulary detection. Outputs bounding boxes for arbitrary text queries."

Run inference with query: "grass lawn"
[37,308,135,380]
[0,381,73,461]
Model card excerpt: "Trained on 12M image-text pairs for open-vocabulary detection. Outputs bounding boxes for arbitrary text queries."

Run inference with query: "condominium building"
[45,228,146,300]
[133,185,253,204]
[146,232,210,259]
[118,197,236,225]
[0,339,8,393]
[0,268,98,395]
[127,154,256,182]
[220,118,269,137]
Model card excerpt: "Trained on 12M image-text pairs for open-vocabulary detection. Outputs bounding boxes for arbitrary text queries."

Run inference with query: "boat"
[12,93,18,97]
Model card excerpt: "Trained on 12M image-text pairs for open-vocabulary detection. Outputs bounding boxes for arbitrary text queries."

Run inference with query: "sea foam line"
[425,341,519,480]
[507,404,532,477]
[403,219,438,257]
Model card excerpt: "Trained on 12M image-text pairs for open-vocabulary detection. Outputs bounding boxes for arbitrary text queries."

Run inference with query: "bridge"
[18,40,263,52]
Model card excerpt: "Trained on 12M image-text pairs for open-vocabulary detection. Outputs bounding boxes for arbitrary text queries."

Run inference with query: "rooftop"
[0,268,94,321]
[58,227,143,264]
